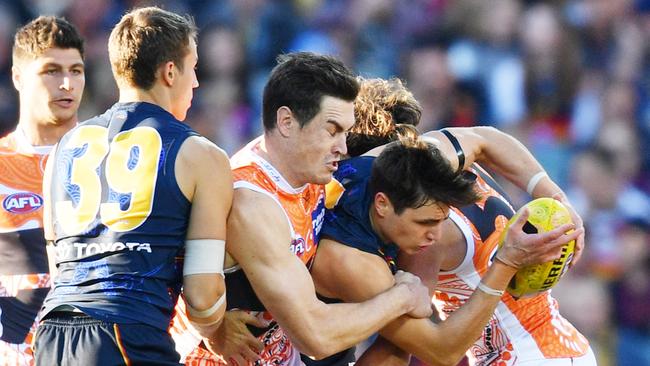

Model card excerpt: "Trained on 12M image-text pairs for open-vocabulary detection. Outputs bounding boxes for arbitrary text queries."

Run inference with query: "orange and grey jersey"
[436,165,591,365]
[175,137,325,366]
[0,130,52,365]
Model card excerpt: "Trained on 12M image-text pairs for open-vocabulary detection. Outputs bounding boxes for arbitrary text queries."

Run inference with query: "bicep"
[423,128,485,171]
[180,137,233,240]
[226,190,322,323]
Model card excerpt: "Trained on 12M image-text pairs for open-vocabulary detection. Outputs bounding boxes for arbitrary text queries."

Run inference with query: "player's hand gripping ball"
[499,197,575,298]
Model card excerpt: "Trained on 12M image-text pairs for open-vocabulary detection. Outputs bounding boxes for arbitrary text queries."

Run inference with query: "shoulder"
[178,136,230,171]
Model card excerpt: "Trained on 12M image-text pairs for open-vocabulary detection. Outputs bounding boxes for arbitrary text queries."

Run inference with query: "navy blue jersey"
[43,102,197,332]
[322,156,399,272]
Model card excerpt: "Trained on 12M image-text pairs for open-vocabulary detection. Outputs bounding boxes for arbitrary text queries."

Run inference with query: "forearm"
[381,261,516,366]
[469,127,547,190]
[283,284,413,359]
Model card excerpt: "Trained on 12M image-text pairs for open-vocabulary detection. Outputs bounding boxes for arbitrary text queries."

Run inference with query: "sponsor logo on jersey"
[290,236,306,255]
[2,192,43,214]
[55,241,153,260]
[311,193,326,241]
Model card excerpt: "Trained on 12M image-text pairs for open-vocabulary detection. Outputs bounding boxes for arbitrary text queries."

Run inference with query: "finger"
[245,336,264,353]
[570,234,585,267]
[537,223,576,243]
[240,345,263,363]
[510,207,531,231]
[227,356,242,366]
[542,227,582,250]
[538,228,584,260]
[240,312,271,328]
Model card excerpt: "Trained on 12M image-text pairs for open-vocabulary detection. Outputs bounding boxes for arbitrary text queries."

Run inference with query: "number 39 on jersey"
[54,125,161,235]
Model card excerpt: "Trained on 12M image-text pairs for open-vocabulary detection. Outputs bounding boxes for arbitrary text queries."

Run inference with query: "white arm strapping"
[186,292,226,326]
[183,239,225,276]
[526,171,548,196]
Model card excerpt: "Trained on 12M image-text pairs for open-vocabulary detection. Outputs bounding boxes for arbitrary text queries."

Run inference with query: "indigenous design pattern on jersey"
[176,137,324,366]
[43,102,196,332]
[435,165,590,365]
[0,131,51,365]
[321,156,399,272]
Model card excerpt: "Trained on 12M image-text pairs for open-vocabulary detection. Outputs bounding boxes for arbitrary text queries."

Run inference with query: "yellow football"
[499,197,575,298]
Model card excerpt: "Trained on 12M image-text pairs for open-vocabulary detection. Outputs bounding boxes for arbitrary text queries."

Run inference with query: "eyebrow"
[417,213,450,224]
[327,119,350,133]
[41,62,85,69]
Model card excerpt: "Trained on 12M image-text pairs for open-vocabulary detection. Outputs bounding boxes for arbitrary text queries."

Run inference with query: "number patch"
[55,126,162,235]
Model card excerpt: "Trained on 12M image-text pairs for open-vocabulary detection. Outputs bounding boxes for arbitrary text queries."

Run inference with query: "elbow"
[183,274,225,311]
[294,333,338,360]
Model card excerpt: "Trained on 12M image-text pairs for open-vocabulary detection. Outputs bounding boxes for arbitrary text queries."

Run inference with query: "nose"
[334,132,347,156]
[426,226,442,243]
[59,76,71,91]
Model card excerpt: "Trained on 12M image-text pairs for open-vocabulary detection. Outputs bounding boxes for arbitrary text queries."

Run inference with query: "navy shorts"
[34,313,182,366]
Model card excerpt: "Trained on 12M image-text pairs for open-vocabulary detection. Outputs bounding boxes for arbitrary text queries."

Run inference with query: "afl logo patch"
[2,192,43,214]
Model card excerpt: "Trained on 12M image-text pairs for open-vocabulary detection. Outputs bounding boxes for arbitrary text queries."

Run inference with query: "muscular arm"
[176,136,232,330]
[423,127,585,264]
[312,209,583,366]
[227,189,427,359]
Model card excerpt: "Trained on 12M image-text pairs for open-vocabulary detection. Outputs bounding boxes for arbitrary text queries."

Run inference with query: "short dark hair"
[347,77,422,156]
[13,16,84,65]
[108,6,197,90]
[262,52,359,131]
[370,137,479,214]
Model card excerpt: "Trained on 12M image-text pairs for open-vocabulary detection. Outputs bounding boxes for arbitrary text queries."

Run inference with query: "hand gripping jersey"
[323,156,591,366]
[175,137,325,366]
[42,102,197,332]
[0,130,52,365]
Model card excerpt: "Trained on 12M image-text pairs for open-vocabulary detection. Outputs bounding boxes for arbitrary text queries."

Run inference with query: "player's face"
[293,96,354,185]
[13,47,85,126]
[383,201,450,255]
[170,37,199,121]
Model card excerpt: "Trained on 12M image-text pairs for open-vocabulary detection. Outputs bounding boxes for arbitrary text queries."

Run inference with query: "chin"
[314,173,334,185]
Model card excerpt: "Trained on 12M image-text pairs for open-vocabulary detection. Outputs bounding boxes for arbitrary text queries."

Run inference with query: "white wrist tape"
[526,171,548,196]
[183,239,225,276]
[186,292,226,325]
[476,282,505,297]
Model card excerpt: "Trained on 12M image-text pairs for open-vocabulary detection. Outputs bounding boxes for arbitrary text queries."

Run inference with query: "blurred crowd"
[0,0,648,364]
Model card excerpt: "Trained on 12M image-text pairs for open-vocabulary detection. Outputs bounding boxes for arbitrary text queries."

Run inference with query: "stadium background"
[0,0,648,365]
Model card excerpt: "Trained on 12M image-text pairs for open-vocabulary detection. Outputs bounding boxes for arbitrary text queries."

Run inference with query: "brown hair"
[347,77,422,156]
[13,16,84,65]
[370,137,480,214]
[108,6,197,90]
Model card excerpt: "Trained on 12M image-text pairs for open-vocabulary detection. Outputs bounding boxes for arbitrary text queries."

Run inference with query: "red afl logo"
[2,192,43,213]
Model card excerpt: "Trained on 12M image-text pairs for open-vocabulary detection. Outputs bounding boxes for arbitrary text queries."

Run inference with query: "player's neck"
[257,135,305,189]
[17,119,76,146]
[118,86,170,115]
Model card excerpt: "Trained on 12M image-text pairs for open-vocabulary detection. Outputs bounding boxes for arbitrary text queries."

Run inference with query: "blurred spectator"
[0,1,647,364]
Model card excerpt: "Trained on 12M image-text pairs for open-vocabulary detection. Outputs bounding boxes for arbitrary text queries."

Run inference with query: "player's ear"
[276,106,295,138]
[11,65,22,91]
[160,61,175,87]
[374,192,392,218]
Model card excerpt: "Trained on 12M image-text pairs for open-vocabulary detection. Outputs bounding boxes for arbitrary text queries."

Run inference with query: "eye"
[71,68,84,75]
[45,69,58,75]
